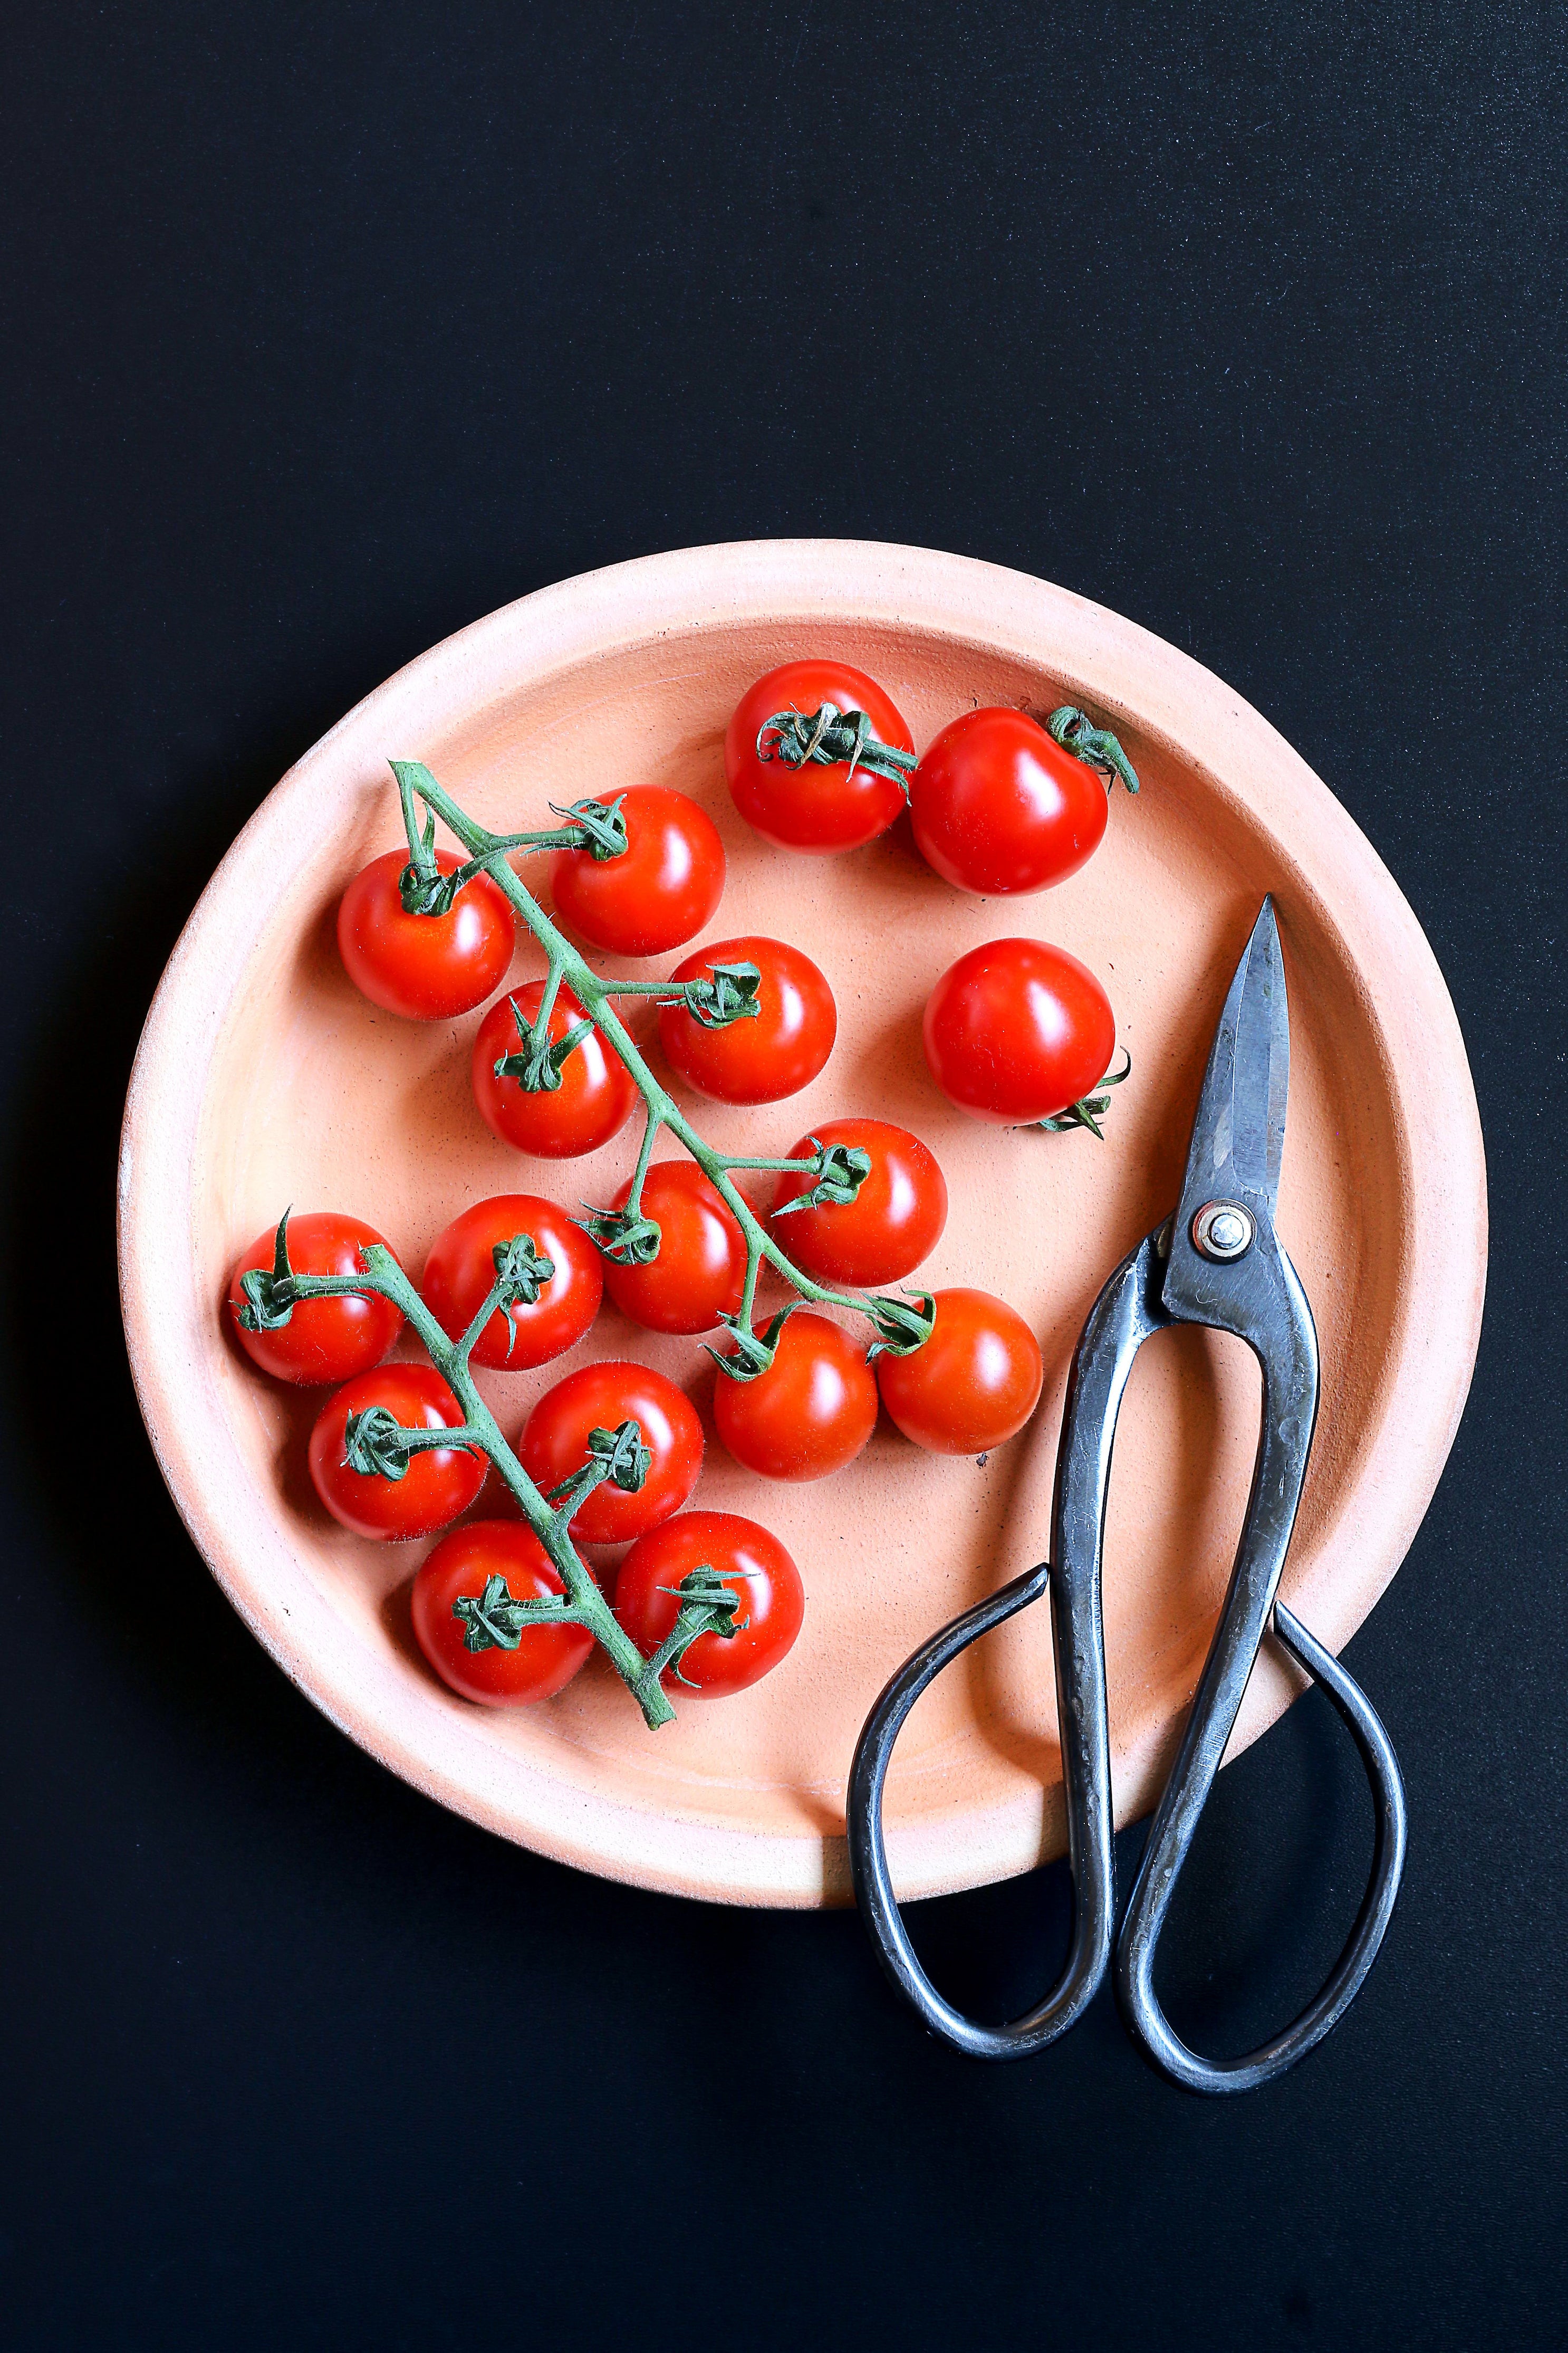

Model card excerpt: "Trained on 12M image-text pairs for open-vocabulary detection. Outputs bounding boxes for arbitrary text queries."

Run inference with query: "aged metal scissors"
[847,901,1407,2093]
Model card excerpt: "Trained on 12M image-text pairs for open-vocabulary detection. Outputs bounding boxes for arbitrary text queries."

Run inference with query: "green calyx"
[863,1289,937,1361]
[706,1303,798,1383]
[575,1204,662,1266]
[341,1404,416,1481]
[667,960,763,1031]
[494,997,594,1093]
[550,796,628,860]
[584,1419,652,1493]
[756,705,918,796]
[639,1564,750,1691]
[236,1208,300,1331]
[490,1230,556,1306]
[1045,706,1140,797]
[772,1139,872,1217]
[1031,1048,1132,1140]
[451,1572,571,1653]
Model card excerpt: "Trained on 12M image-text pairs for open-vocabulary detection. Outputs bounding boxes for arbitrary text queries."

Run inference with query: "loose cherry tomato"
[227,1211,403,1385]
[472,978,638,1158]
[338,849,515,1019]
[909,709,1108,896]
[309,1363,485,1539]
[599,1161,747,1335]
[411,1520,593,1705]
[725,660,915,853]
[713,1312,878,1482]
[549,785,725,958]
[657,936,836,1105]
[876,1288,1043,1455]
[519,1359,703,1544]
[771,1118,947,1287]
[422,1194,602,1370]
[923,938,1117,1125]
[613,1510,804,1697]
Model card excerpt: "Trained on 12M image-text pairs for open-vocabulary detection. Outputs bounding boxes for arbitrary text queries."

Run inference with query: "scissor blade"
[1179,898,1290,1210]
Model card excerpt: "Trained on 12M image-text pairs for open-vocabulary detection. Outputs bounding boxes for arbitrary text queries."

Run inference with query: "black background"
[4,5,1565,2348]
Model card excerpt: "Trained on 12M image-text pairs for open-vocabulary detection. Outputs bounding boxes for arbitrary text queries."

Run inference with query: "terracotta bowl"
[118,541,1486,1907]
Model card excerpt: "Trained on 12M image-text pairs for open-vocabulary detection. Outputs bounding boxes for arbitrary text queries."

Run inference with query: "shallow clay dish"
[119,541,1486,1908]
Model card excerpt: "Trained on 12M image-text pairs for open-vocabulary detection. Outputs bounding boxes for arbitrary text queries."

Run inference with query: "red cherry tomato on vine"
[421,1194,603,1370]
[309,1364,485,1540]
[725,661,914,853]
[713,1312,878,1482]
[338,848,515,1019]
[876,1288,1043,1456]
[599,1161,747,1336]
[614,1511,804,1697]
[770,1118,947,1288]
[549,785,725,958]
[519,1359,703,1544]
[411,1520,593,1705]
[922,938,1117,1125]
[909,709,1109,896]
[472,978,638,1158]
[657,936,836,1106]
[227,1211,403,1385]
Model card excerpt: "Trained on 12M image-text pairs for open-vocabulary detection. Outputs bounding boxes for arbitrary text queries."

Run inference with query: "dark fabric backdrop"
[4,5,1564,2347]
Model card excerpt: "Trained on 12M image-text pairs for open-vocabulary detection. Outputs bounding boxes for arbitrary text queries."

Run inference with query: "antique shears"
[847,900,1408,2093]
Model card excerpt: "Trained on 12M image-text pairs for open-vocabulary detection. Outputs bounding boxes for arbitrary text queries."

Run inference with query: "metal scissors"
[847,901,1408,2093]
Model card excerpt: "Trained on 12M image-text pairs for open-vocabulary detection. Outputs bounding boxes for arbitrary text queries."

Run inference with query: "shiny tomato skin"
[309,1364,486,1540]
[923,938,1117,1125]
[725,660,914,853]
[877,1288,1043,1455]
[601,1161,747,1335]
[411,1520,593,1705]
[771,1118,947,1287]
[472,978,638,1158]
[549,786,726,958]
[520,1359,703,1544]
[613,1510,804,1696]
[713,1312,878,1482]
[910,709,1109,896]
[658,935,836,1106]
[421,1194,603,1371]
[338,848,515,1019]
[227,1212,403,1385]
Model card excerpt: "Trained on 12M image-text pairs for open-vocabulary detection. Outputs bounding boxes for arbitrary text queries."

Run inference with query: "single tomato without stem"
[309,1363,486,1540]
[549,785,725,958]
[909,708,1109,896]
[725,660,915,853]
[613,1510,804,1697]
[771,1117,947,1287]
[876,1288,1043,1456]
[599,1161,747,1335]
[421,1194,603,1370]
[228,1211,403,1385]
[713,1312,878,1482]
[519,1359,703,1544]
[411,1520,593,1705]
[922,938,1117,1125]
[338,848,515,1019]
[658,935,836,1105]
[473,978,638,1158]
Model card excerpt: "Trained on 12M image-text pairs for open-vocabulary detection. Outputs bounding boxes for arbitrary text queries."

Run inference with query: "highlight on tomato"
[594,1161,747,1336]
[338,848,515,1019]
[309,1363,486,1540]
[657,935,836,1105]
[472,977,638,1157]
[411,1520,593,1706]
[613,1510,805,1697]
[713,1311,878,1482]
[909,707,1114,896]
[228,1210,404,1385]
[549,785,725,958]
[519,1359,703,1544]
[875,1288,1043,1456]
[922,938,1118,1126]
[725,660,916,853]
[421,1194,602,1370]
[771,1117,947,1287]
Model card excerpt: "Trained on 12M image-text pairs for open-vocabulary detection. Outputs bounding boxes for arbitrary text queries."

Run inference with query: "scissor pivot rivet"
[1192,1201,1255,1261]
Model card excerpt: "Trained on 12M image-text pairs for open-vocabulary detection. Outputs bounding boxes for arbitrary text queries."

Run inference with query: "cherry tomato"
[725,660,914,853]
[657,936,836,1105]
[227,1211,403,1385]
[614,1510,804,1697]
[309,1364,485,1540]
[337,848,515,1019]
[876,1288,1043,1455]
[549,785,725,958]
[713,1312,878,1482]
[770,1118,947,1287]
[472,978,638,1158]
[421,1194,602,1370]
[923,938,1117,1125]
[909,709,1109,896]
[519,1359,703,1544]
[600,1161,747,1336]
[411,1520,593,1705]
